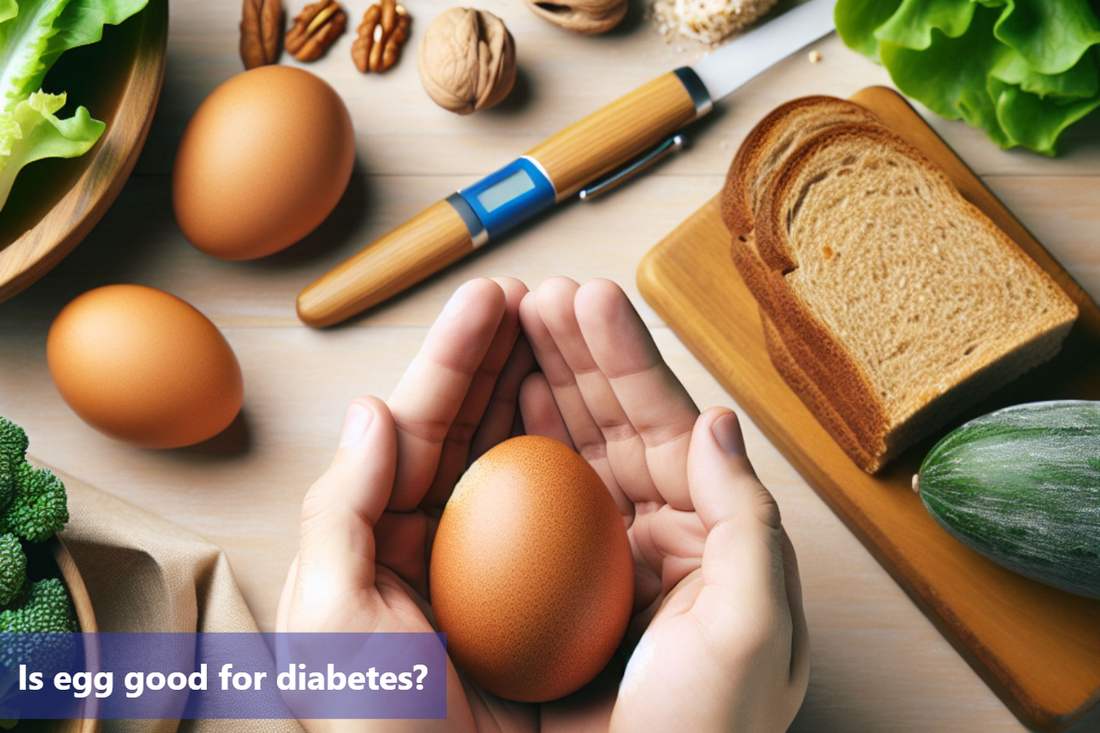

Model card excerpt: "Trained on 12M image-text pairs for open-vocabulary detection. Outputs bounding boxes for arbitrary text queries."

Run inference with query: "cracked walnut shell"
[526,0,626,35]
[418,8,516,116]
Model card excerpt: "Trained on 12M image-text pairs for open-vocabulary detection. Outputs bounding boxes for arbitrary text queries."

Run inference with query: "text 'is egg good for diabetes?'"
[430,435,634,702]
[172,66,355,260]
[47,285,244,449]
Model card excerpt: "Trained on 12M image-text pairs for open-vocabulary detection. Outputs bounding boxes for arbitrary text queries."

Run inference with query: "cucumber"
[916,400,1100,600]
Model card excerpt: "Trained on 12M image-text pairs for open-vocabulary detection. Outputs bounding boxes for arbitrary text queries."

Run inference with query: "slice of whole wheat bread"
[722,97,882,316]
[759,310,878,470]
[721,96,891,459]
[721,96,881,238]
[751,122,1078,471]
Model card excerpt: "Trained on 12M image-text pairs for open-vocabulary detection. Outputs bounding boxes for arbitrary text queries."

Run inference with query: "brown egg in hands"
[172,66,355,260]
[47,285,244,449]
[430,435,634,702]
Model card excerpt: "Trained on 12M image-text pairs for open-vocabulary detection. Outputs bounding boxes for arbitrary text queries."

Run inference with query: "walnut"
[418,8,517,116]
[353,0,411,73]
[285,0,347,62]
[240,0,283,69]
[526,0,626,34]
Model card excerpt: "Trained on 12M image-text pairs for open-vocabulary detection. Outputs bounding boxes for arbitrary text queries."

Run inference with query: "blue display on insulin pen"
[458,157,557,240]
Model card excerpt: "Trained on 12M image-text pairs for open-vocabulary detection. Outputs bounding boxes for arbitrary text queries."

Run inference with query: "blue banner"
[0,632,448,720]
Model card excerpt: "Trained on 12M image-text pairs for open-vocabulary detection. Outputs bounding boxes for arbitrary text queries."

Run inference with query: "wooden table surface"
[2,1,1099,731]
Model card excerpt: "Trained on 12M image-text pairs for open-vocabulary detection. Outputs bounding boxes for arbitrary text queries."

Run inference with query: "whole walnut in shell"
[527,0,626,34]
[418,8,517,115]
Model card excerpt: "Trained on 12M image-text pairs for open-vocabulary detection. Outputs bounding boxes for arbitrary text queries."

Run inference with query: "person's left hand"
[520,279,808,733]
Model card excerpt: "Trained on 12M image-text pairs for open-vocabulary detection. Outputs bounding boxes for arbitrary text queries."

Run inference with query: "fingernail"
[339,402,374,447]
[712,412,746,457]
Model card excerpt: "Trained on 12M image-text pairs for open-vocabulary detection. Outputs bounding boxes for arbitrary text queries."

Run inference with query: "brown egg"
[47,285,244,449]
[430,435,634,702]
[172,66,355,260]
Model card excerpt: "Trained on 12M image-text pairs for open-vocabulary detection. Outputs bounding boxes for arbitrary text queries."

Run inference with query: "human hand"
[520,278,809,733]
[277,276,808,733]
[277,277,542,732]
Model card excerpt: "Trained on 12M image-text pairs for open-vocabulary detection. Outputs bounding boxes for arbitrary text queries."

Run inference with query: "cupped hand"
[277,277,541,732]
[520,279,808,733]
[277,276,809,733]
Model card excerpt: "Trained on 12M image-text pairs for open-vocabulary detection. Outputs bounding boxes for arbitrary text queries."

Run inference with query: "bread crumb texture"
[774,132,1078,435]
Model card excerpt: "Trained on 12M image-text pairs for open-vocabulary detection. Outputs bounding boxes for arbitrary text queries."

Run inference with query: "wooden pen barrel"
[297,71,702,327]
[527,71,701,200]
[296,200,473,327]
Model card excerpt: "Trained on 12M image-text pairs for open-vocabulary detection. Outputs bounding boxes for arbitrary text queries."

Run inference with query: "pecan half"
[240,0,283,69]
[352,0,411,73]
[286,0,347,62]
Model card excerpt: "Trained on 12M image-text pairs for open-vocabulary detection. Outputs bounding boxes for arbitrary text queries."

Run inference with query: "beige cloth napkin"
[44,462,305,733]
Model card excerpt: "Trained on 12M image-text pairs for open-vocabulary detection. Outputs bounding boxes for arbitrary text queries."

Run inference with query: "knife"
[297,0,838,327]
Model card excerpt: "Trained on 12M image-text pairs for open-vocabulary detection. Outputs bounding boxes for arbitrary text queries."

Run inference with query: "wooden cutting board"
[637,86,1100,733]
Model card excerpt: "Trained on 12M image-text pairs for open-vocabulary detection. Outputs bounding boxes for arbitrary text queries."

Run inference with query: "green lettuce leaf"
[0,0,148,212]
[836,0,1100,155]
[0,90,104,205]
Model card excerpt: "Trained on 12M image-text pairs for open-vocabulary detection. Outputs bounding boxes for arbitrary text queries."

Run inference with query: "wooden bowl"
[0,0,168,305]
[13,537,102,731]
[52,537,100,733]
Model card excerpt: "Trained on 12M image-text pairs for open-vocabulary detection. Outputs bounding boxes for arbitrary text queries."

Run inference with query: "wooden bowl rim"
[52,535,97,634]
[0,0,168,304]
[52,535,102,732]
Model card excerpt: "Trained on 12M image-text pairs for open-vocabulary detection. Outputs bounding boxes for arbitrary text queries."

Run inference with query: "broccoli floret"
[0,578,79,677]
[0,454,11,514]
[0,419,68,544]
[0,466,67,544]
[0,537,24,607]
[0,578,76,635]
[0,420,78,718]
[0,419,27,513]
[0,420,28,468]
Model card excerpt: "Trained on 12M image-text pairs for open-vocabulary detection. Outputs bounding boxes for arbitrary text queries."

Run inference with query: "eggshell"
[430,435,634,702]
[47,285,244,449]
[172,66,355,260]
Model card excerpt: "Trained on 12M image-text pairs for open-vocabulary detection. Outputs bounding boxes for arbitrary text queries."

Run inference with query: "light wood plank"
[0,173,723,327]
[3,1,1100,731]
[3,172,1095,330]
[636,88,1100,731]
[6,324,1097,732]
[143,4,1100,180]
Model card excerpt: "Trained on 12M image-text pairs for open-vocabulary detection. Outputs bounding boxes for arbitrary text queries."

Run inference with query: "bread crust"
[719,95,879,240]
[752,122,1078,470]
[760,310,882,472]
[721,98,889,458]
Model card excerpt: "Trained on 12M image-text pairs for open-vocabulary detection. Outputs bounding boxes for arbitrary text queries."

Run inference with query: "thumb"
[291,396,397,629]
[687,408,792,641]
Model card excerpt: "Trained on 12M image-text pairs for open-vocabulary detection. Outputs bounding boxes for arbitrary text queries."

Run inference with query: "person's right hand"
[277,277,543,732]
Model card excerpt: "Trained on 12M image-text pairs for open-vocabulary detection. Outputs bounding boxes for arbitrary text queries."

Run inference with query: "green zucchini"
[916,400,1100,600]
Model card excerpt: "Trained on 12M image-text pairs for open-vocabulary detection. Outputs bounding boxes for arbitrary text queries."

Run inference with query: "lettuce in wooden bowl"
[0,0,149,212]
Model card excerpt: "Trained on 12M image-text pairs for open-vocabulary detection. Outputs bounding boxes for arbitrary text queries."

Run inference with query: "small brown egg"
[47,285,244,449]
[430,435,634,702]
[172,66,355,260]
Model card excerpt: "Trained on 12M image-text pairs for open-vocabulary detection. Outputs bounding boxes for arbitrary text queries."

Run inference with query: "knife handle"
[528,70,708,199]
[297,200,473,327]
